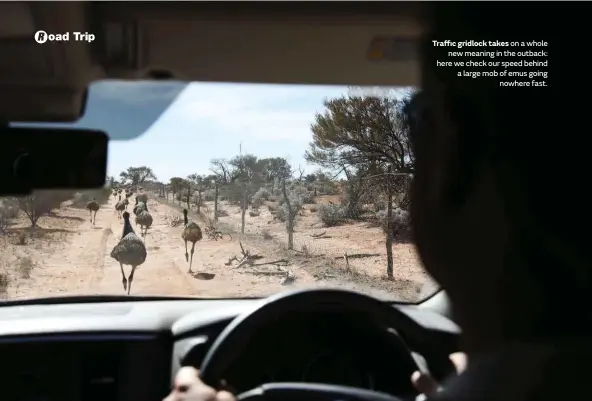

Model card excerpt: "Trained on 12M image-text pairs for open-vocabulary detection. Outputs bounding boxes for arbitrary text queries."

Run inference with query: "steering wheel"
[199,288,424,401]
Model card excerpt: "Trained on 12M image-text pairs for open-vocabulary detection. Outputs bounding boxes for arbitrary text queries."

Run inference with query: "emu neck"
[122,219,134,238]
[184,213,188,226]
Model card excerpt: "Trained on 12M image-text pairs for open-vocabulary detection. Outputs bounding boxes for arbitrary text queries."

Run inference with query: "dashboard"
[0,294,460,401]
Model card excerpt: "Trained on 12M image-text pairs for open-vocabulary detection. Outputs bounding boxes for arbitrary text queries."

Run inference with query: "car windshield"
[0,81,439,303]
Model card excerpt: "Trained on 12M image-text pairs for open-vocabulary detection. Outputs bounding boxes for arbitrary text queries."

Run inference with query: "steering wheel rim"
[199,288,423,400]
[237,382,405,401]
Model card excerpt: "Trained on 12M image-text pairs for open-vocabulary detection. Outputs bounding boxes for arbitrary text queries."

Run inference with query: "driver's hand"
[163,367,236,401]
[411,352,467,399]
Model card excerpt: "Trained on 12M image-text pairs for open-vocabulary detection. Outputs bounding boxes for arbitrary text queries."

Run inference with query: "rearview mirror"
[0,127,108,196]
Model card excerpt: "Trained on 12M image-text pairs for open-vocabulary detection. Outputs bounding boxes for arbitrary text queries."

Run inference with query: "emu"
[181,208,203,274]
[115,200,126,219]
[110,211,147,295]
[135,202,153,238]
[86,198,100,225]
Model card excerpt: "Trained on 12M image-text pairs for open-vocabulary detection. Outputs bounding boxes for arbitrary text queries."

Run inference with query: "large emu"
[86,198,100,225]
[110,211,147,295]
[181,208,203,274]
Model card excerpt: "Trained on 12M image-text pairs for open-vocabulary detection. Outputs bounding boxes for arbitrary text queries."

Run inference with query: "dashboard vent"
[177,335,209,366]
[175,320,233,368]
[79,346,121,401]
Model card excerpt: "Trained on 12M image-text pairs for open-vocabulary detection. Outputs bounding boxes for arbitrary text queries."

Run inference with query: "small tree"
[119,166,157,187]
[0,199,19,234]
[278,163,299,250]
[169,177,187,205]
[385,167,394,280]
[210,159,239,225]
[228,149,260,235]
[185,183,192,210]
[15,191,71,228]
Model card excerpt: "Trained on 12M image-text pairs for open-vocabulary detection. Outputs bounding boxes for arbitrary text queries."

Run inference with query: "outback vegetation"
[0,89,435,301]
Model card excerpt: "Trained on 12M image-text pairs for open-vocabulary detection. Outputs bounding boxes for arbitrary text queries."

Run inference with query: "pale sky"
[107,82,350,182]
[16,81,406,184]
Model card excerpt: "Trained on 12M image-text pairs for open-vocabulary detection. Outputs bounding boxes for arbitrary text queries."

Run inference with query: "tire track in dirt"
[10,203,117,299]
[86,225,113,291]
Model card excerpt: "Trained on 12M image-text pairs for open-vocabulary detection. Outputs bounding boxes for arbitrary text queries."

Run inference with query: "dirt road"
[5,195,402,300]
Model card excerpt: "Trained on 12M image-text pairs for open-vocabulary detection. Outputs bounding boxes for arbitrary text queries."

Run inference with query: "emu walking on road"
[110,211,147,295]
[86,198,100,225]
[115,200,126,219]
[181,208,203,274]
[135,202,153,238]
[136,193,148,204]
[133,198,146,218]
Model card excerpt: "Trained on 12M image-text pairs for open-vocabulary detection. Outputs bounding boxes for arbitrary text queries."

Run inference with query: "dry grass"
[0,199,84,297]
[261,229,274,240]
[203,195,437,302]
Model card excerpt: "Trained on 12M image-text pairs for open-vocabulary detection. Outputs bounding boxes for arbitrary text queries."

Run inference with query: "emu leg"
[89,210,92,223]
[184,239,189,263]
[188,242,196,274]
[127,265,137,295]
[119,262,127,292]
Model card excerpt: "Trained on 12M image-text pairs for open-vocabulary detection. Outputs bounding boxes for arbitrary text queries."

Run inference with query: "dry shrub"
[0,272,9,297]
[17,257,35,279]
[14,190,73,227]
[376,208,412,242]
[318,204,346,227]
[71,188,113,208]
[17,232,28,245]
[0,199,19,234]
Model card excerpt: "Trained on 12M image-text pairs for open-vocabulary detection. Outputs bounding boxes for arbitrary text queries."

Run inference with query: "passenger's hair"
[413,2,590,338]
